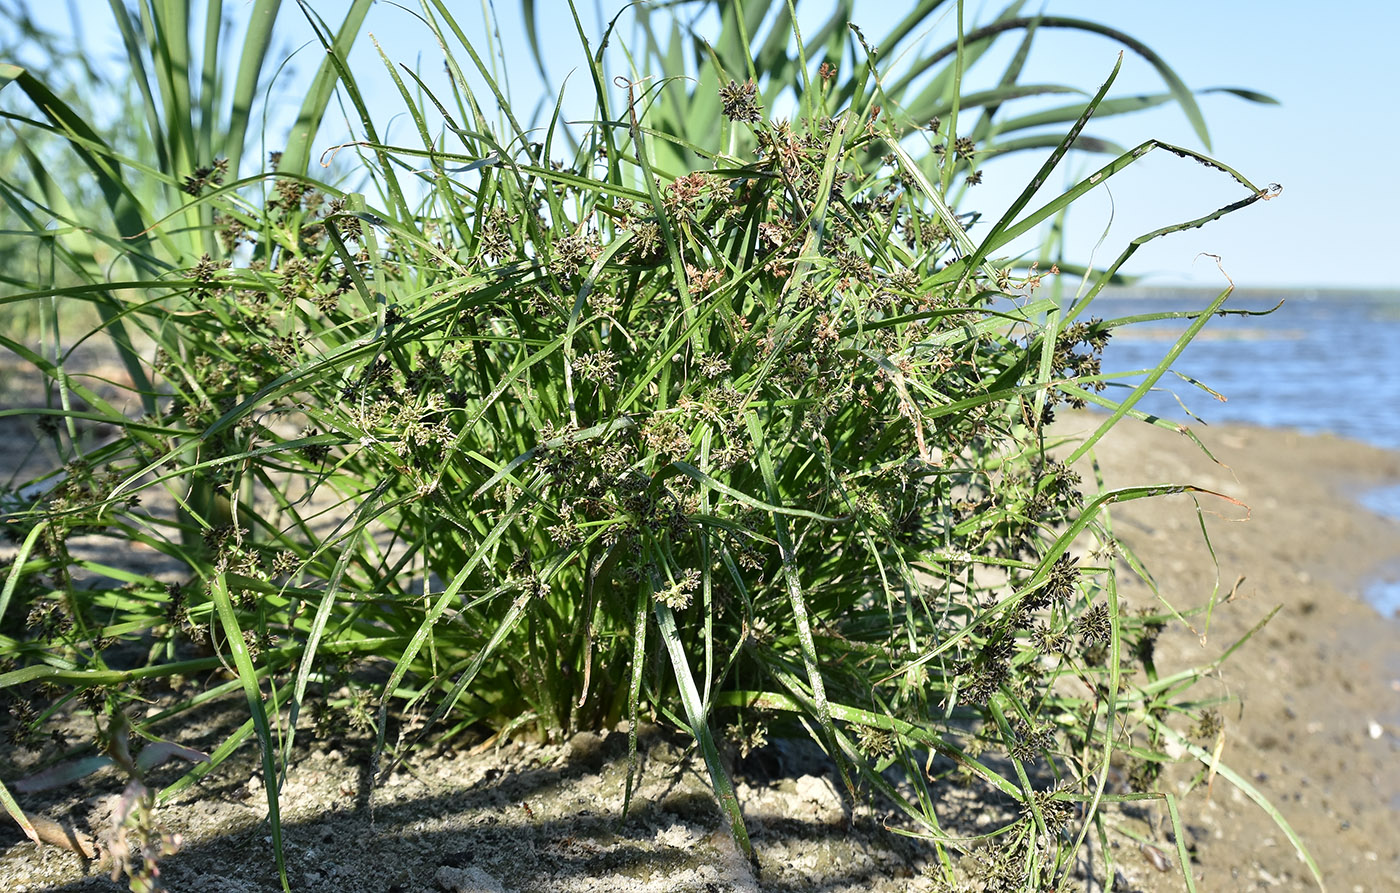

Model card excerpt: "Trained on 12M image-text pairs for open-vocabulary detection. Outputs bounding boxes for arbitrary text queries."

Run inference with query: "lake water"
[1085,288,1400,615]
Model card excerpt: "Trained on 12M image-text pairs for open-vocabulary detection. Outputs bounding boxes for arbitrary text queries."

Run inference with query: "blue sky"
[11,0,1398,290]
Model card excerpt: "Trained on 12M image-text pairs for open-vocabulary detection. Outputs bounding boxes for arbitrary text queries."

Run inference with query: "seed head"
[856,725,895,759]
[1192,708,1224,741]
[655,569,701,610]
[1077,602,1111,643]
[719,79,762,124]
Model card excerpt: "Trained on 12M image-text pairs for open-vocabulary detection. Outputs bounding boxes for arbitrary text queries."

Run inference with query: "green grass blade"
[920,16,1218,149]
[370,507,523,773]
[956,53,1120,290]
[210,572,291,893]
[1162,793,1199,893]
[1155,722,1325,890]
[0,523,45,628]
[277,0,371,175]
[223,0,283,176]
[144,0,195,179]
[741,411,854,800]
[1063,285,1231,465]
[652,597,755,868]
[104,0,170,172]
[197,0,224,165]
[0,779,37,848]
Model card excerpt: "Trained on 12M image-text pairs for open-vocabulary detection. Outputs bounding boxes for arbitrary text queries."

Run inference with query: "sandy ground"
[1054,412,1400,892]
[1,385,1398,891]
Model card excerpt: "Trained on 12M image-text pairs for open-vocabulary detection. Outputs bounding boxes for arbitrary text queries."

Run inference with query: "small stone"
[795,774,838,807]
[567,730,607,770]
[650,740,685,764]
[794,774,843,823]
[436,865,504,893]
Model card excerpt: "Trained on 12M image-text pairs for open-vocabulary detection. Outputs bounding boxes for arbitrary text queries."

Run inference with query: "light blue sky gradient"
[11,0,1396,290]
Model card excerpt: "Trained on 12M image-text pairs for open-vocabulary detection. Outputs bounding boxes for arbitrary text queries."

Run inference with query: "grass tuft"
[0,2,1308,890]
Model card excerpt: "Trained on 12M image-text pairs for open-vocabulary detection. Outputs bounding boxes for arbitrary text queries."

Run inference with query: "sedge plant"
[0,1,1311,890]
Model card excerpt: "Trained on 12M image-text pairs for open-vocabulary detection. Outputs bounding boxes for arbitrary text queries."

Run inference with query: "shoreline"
[1077,408,1400,618]
[1056,411,1400,890]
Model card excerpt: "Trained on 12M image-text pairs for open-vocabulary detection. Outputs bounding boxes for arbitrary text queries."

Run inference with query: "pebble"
[650,740,685,764]
[795,774,839,807]
[436,865,505,893]
[567,730,608,770]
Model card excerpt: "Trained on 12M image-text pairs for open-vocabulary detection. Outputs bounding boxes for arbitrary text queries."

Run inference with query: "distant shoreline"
[1107,326,1305,341]
[1093,284,1400,300]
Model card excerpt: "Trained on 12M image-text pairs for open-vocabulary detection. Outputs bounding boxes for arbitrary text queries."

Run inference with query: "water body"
[1084,288,1400,615]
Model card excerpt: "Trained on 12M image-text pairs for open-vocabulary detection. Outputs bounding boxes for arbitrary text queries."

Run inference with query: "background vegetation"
[0,1,1301,890]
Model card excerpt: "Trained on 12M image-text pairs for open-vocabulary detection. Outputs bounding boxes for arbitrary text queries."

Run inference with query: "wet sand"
[1055,410,1400,891]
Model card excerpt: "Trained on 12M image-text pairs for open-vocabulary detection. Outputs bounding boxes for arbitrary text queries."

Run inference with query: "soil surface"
[1056,412,1400,892]
[2,372,1398,892]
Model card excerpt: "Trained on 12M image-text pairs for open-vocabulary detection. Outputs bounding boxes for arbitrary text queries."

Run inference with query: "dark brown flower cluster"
[182,158,228,196]
[1076,601,1111,643]
[719,79,762,123]
[1051,318,1112,407]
